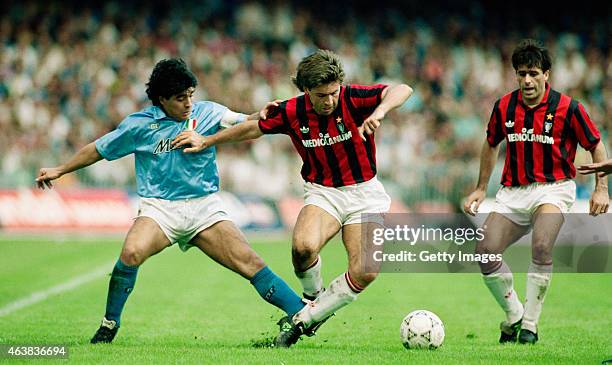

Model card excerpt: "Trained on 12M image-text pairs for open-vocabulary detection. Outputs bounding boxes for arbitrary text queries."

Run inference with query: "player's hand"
[259,99,283,120]
[589,189,609,216]
[358,108,385,141]
[577,160,612,177]
[172,131,208,153]
[463,188,486,216]
[35,167,63,190]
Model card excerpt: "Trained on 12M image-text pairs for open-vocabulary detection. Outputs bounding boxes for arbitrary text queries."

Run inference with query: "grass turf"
[0,236,610,364]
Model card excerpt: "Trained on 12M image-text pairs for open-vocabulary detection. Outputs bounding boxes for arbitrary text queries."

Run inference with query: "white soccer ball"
[400,310,445,349]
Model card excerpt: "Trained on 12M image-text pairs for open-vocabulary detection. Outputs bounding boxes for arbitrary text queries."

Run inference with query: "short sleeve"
[258,103,288,135]
[571,102,600,151]
[197,101,228,133]
[486,100,504,147]
[95,119,136,161]
[220,109,247,129]
[347,84,388,116]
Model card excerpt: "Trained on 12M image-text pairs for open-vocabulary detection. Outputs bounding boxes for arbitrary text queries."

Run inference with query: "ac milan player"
[463,39,609,344]
[173,49,412,347]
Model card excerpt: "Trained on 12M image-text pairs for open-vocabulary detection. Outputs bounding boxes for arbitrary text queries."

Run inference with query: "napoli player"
[36,58,306,344]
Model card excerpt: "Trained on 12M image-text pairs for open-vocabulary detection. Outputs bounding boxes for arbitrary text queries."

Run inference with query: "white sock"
[295,256,324,298]
[294,272,358,326]
[482,261,523,325]
[522,262,552,333]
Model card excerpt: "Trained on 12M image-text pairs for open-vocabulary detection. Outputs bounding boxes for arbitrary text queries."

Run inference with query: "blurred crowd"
[1,0,610,209]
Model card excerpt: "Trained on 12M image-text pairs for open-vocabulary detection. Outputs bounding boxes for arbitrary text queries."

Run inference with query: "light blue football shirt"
[95,101,229,200]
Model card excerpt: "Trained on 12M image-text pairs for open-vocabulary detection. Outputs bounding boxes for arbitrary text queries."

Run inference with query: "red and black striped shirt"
[487,83,601,186]
[259,84,387,187]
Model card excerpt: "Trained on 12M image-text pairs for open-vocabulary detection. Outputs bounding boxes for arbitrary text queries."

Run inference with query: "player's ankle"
[521,320,537,333]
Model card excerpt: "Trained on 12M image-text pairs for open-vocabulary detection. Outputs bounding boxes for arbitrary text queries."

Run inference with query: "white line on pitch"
[0,262,114,317]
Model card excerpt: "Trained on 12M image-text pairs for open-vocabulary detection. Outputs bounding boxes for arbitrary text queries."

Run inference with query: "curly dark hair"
[146,58,198,106]
[511,39,552,72]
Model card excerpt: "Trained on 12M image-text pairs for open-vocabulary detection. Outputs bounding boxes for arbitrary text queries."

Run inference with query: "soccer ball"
[400,310,445,349]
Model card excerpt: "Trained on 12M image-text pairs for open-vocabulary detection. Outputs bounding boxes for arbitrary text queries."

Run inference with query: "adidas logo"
[505,120,514,128]
[300,126,309,134]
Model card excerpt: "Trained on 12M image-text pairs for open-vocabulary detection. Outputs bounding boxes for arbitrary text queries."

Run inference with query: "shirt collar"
[152,106,169,120]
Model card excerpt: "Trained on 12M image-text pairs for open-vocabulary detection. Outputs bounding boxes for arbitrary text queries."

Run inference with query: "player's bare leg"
[119,217,172,266]
[519,204,564,344]
[191,220,265,278]
[292,205,341,299]
[92,217,171,344]
[476,212,530,343]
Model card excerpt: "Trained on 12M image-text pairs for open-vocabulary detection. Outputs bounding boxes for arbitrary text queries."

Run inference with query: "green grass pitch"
[0,235,610,364]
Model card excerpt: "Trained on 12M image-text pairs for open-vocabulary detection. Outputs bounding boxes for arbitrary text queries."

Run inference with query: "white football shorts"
[304,176,391,225]
[137,193,230,251]
[492,179,576,226]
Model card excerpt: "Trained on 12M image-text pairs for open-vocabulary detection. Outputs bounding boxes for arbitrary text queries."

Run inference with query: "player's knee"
[120,247,146,266]
[292,238,319,263]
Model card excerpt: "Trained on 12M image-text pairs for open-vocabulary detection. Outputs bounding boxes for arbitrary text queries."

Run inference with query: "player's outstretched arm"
[463,139,500,216]
[359,84,413,140]
[584,141,609,216]
[172,119,264,153]
[577,159,612,177]
[36,142,103,190]
[173,100,281,153]
[208,118,264,146]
